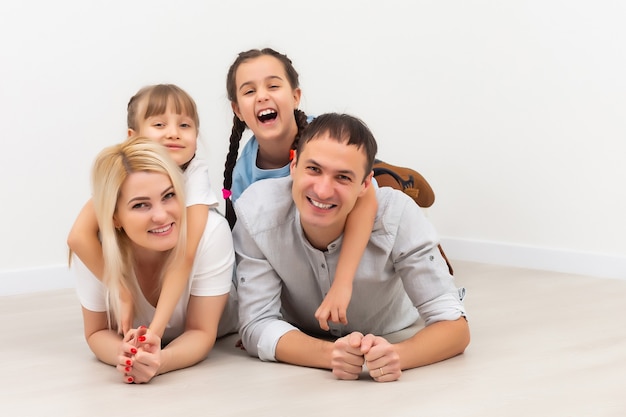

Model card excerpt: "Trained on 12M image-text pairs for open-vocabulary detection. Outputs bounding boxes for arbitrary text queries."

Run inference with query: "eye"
[269,84,280,89]
[242,88,255,95]
[153,122,165,128]
[180,123,191,128]
[337,175,353,183]
[306,166,321,174]
[132,202,149,210]
[163,192,176,201]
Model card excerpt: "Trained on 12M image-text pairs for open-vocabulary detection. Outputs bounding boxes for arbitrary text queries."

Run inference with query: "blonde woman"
[72,137,236,384]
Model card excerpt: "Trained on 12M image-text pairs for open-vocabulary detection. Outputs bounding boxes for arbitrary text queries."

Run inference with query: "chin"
[300,212,334,229]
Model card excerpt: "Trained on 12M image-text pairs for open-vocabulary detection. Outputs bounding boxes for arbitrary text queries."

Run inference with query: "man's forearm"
[395,317,470,370]
[275,330,335,369]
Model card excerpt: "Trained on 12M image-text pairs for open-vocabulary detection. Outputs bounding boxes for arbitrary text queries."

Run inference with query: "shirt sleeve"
[190,210,235,297]
[72,255,107,312]
[389,195,466,325]
[232,219,298,361]
[185,157,219,208]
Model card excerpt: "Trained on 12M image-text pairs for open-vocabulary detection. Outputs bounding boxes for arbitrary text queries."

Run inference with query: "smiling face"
[231,55,301,149]
[129,101,198,167]
[290,134,372,249]
[113,171,182,254]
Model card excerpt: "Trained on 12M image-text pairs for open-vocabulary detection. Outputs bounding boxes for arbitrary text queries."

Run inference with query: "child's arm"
[149,204,209,338]
[67,199,104,278]
[314,185,377,331]
[68,199,135,335]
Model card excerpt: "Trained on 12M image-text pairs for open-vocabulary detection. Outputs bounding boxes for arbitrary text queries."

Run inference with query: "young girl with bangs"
[68,84,223,339]
[222,48,377,332]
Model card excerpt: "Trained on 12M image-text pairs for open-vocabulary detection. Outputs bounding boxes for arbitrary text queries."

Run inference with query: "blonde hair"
[91,136,187,332]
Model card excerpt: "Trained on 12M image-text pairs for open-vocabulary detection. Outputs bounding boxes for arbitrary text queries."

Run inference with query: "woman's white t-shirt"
[74,209,235,343]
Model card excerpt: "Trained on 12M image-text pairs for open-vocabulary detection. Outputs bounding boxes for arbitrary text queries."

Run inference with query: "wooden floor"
[1,261,624,417]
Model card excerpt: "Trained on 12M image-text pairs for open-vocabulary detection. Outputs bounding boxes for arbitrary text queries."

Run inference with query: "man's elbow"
[455,316,471,355]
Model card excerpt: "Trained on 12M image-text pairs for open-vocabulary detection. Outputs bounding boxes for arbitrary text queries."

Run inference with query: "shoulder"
[373,186,423,232]
[184,155,209,177]
[72,256,107,312]
[202,209,232,241]
[239,136,259,159]
[234,176,294,234]
[183,156,209,185]
[194,210,234,267]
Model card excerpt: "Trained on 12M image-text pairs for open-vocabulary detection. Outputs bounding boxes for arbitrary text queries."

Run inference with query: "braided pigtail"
[292,109,310,150]
[223,115,247,229]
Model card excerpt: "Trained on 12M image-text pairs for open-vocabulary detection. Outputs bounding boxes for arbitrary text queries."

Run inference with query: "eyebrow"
[306,158,357,179]
[238,75,284,92]
[126,185,175,206]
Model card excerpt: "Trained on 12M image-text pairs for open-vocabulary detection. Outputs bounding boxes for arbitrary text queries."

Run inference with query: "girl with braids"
[72,137,236,384]
[223,48,378,332]
[68,84,226,340]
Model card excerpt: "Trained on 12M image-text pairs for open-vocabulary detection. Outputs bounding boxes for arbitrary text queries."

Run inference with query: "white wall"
[1,0,625,294]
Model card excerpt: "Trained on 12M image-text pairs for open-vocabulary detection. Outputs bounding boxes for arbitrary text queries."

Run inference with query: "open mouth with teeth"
[149,223,174,234]
[257,109,277,123]
[308,197,335,210]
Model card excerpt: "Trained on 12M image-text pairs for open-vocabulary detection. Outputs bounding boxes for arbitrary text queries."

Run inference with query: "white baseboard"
[0,264,74,296]
[440,237,626,280]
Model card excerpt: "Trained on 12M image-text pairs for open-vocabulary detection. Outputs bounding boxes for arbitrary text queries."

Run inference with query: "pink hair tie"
[222,188,232,199]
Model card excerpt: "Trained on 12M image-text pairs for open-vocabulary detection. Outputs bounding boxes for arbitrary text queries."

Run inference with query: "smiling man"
[233,113,469,382]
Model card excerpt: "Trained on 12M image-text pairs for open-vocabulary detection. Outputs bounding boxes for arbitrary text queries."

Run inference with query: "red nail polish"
[138,336,146,342]
[130,348,137,354]
[125,366,131,372]
[127,377,134,383]
[139,325,147,330]
[126,359,132,366]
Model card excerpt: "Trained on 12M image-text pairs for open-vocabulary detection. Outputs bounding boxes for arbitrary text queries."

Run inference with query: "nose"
[151,203,168,224]
[313,175,334,200]
[165,123,180,139]
[256,86,269,102]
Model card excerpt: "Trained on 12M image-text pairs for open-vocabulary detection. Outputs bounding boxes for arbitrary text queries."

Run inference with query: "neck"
[301,222,344,251]
[180,153,195,171]
[256,143,291,169]
[131,244,168,305]
[131,243,167,278]
[255,120,298,169]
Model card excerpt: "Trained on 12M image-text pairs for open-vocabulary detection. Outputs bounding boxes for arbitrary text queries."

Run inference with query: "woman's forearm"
[157,329,216,375]
[86,329,124,366]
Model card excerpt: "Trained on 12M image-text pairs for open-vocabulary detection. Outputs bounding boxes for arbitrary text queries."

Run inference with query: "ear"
[292,87,302,108]
[113,214,121,230]
[358,171,374,198]
[231,101,243,121]
[127,128,136,139]
[289,150,298,175]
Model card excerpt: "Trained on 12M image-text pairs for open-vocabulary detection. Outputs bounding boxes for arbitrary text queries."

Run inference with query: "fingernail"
[127,376,134,383]
[138,336,146,342]
[126,359,132,366]
[130,348,137,354]
[125,366,131,372]
[139,325,147,330]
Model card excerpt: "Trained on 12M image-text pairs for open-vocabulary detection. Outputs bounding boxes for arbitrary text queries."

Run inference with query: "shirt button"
[321,264,326,269]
